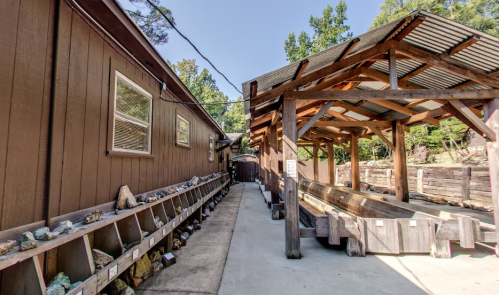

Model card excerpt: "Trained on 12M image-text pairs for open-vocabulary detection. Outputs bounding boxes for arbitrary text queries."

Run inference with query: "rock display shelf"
[277,178,496,258]
[0,173,229,295]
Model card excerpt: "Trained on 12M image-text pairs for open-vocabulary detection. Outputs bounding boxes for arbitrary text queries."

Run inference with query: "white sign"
[286,160,297,178]
[149,237,155,247]
[375,220,384,227]
[172,221,176,227]
[108,264,118,280]
[180,216,183,221]
[162,228,167,236]
[132,249,139,261]
[164,252,175,260]
[409,220,417,227]
[75,289,83,295]
[360,198,367,206]
[187,226,193,231]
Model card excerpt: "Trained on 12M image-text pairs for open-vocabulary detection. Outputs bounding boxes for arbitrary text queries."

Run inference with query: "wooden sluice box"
[280,179,496,258]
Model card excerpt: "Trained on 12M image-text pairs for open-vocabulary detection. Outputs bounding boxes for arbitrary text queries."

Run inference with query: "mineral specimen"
[172,238,181,250]
[34,227,59,241]
[166,189,176,194]
[120,286,135,295]
[125,241,140,251]
[193,219,199,225]
[69,282,82,291]
[48,272,71,291]
[109,278,127,295]
[136,194,147,202]
[146,195,157,203]
[53,220,73,234]
[46,284,65,295]
[151,261,163,272]
[194,224,201,230]
[141,230,149,238]
[134,254,152,280]
[0,240,17,256]
[176,206,183,215]
[92,249,114,269]
[84,211,104,224]
[116,185,137,210]
[149,250,161,262]
[19,232,39,251]
[155,220,164,229]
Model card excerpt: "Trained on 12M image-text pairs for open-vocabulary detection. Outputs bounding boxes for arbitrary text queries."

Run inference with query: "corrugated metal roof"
[244,10,498,126]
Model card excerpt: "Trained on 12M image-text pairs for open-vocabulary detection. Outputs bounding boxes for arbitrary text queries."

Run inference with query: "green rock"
[109,278,128,295]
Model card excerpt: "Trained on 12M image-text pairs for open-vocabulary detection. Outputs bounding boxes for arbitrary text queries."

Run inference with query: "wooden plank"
[351,133,360,191]
[264,134,270,191]
[58,235,95,283]
[441,102,484,135]
[94,223,123,259]
[327,142,335,185]
[398,219,431,253]
[270,123,280,218]
[442,35,479,57]
[389,49,398,89]
[313,143,319,181]
[283,99,301,258]
[334,101,388,121]
[393,120,409,202]
[297,101,335,138]
[371,127,395,150]
[294,59,309,80]
[393,16,425,41]
[394,41,499,88]
[1,256,46,295]
[364,219,400,254]
[429,219,451,258]
[461,166,471,202]
[370,99,440,126]
[313,121,392,128]
[483,98,499,255]
[326,210,340,245]
[448,99,496,141]
[250,41,397,108]
[300,227,316,238]
[457,215,475,248]
[339,38,360,60]
[284,88,499,100]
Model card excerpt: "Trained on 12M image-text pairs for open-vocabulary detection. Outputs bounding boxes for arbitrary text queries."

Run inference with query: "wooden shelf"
[0,173,229,295]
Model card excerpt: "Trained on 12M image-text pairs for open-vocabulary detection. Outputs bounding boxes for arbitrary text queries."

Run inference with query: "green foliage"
[371,0,499,37]
[284,1,353,63]
[126,0,175,45]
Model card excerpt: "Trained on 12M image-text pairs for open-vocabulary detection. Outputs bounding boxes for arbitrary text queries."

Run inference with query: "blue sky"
[123,0,386,100]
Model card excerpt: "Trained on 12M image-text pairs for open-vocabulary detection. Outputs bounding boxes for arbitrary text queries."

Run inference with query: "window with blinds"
[176,115,190,147]
[113,71,152,154]
[209,136,214,161]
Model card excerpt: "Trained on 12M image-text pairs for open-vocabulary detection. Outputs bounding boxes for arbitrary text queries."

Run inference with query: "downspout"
[45,0,62,228]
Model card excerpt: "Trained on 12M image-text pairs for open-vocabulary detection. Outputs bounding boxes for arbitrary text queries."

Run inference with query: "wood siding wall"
[0,0,223,230]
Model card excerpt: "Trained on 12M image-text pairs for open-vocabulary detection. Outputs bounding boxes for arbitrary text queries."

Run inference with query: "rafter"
[335,101,388,121]
[393,16,425,41]
[453,70,499,89]
[313,121,392,128]
[305,68,363,92]
[442,35,479,57]
[369,99,440,126]
[294,60,310,80]
[329,133,351,154]
[447,99,496,141]
[338,38,360,61]
[249,40,397,109]
[401,99,482,125]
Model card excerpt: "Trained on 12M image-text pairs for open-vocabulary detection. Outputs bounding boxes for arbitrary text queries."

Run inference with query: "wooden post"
[313,143,319,181]
[327,142,335,185]
[270,123,280,219]
[392,120,409,202]
[350,133,360,191]
[259,145,264,185]
[417,169,424,193]
[461,166,471,202]
[389,48,398,90]
[283,98,300,259]
[483,98,499,256]
[387,169,392,189]
[264,134,271,191]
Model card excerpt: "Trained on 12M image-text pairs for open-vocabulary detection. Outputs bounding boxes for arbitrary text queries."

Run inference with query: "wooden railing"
[0,173,230,295]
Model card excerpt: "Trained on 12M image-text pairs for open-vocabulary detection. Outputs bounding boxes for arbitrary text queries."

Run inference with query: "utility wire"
[145,0,243,96]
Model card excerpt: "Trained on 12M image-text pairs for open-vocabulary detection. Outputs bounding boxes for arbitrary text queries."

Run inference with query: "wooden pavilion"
[243,10,499,259]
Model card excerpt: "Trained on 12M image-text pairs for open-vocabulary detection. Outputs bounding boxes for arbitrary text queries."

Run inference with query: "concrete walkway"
[135,183,245,295]
[218,182,499,295]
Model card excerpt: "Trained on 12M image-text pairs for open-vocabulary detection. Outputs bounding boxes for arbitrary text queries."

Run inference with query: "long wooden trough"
[0,173,230,295]
[279,179,495,258]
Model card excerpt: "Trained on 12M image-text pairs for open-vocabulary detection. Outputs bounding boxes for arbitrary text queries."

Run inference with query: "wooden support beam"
[259,144,264,185]
[362,67,422,90]
[270,102,283,127]
[264,134,271,191]
[335,101,388,121]
[393,41,499,89]
[369,100,440,126]
[442,35,479,57]
[447,99,496,141]
[339,38,360,60]
[393,16,425,41]
[453,70,499,89]
[368,54,412,61]
[319,146,327,154]
[313,143,319,181]
[284,88,499,100]
[250,40,397,109]
[297,101,335,138]
[283,98,300,258]
[401,99,482,125]
[327,142,335,185]
[384,16,412,41]
[351,133,360,191]
[370,127,395,150]
[270,123,280,219]
[313,121,392,128]
[400,64,432,81]
[389,48,398,90]
[483,98,499,256]
[346,77,379,82]
[250,113,273,128]
[330,135,351,154]
[294,60,310,80]
[393,120,409,202]
[301,146,314,157]
[305,68,363,92]
[441,103,484,136]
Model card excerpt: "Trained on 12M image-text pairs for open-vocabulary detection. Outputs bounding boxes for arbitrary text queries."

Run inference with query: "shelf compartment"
[92,223,123,259]
[1,256,46,295]
[117,214,142,248]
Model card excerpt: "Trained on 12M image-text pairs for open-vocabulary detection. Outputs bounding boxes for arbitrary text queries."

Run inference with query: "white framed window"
[176,114,190,147]
[209,136,214,162]
[111,71,152,154]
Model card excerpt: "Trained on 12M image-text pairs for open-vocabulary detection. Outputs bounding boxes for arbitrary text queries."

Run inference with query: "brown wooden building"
[0,0,232,232]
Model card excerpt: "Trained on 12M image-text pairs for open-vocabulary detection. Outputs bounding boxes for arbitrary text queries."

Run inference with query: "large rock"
[19,232,39,251]
[48,272,71,290]
[116,185,137,210]
[151,261,163,272]
[46,284,65,295]
[149,250,161,262]
[134,254,151,279]
[109,278,128,295]
[92,249,114,269]
[0,240,17,256]
[120,286,135,295]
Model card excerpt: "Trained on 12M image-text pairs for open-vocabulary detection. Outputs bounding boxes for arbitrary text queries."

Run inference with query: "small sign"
[162,228,167,236]
[164,252,175,260]
[286,160,297,178]
[75,289,83,295]
[360,198,367,206]
[187,226,193,231]
[132,249,139,261]
[172,221,176,227]
[409,220,417,227]
[149,237,155,247]
[108,264,118,280]
[375,220,384,227]
[180,216,183,221]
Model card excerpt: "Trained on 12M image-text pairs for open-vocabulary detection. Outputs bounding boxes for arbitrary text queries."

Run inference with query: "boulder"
[109,278,127,295]
[134,254,151,279]
[149,250,161,262]
[117,185,137,210]
[120,286,135,295]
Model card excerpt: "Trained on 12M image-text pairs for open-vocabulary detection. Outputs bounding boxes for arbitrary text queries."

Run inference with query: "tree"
[125,0,175,45]
[284,1,353,63]
[371,0,499,37]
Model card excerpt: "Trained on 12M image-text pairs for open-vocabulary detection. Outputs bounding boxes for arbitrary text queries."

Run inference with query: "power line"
[145,0,243,95]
